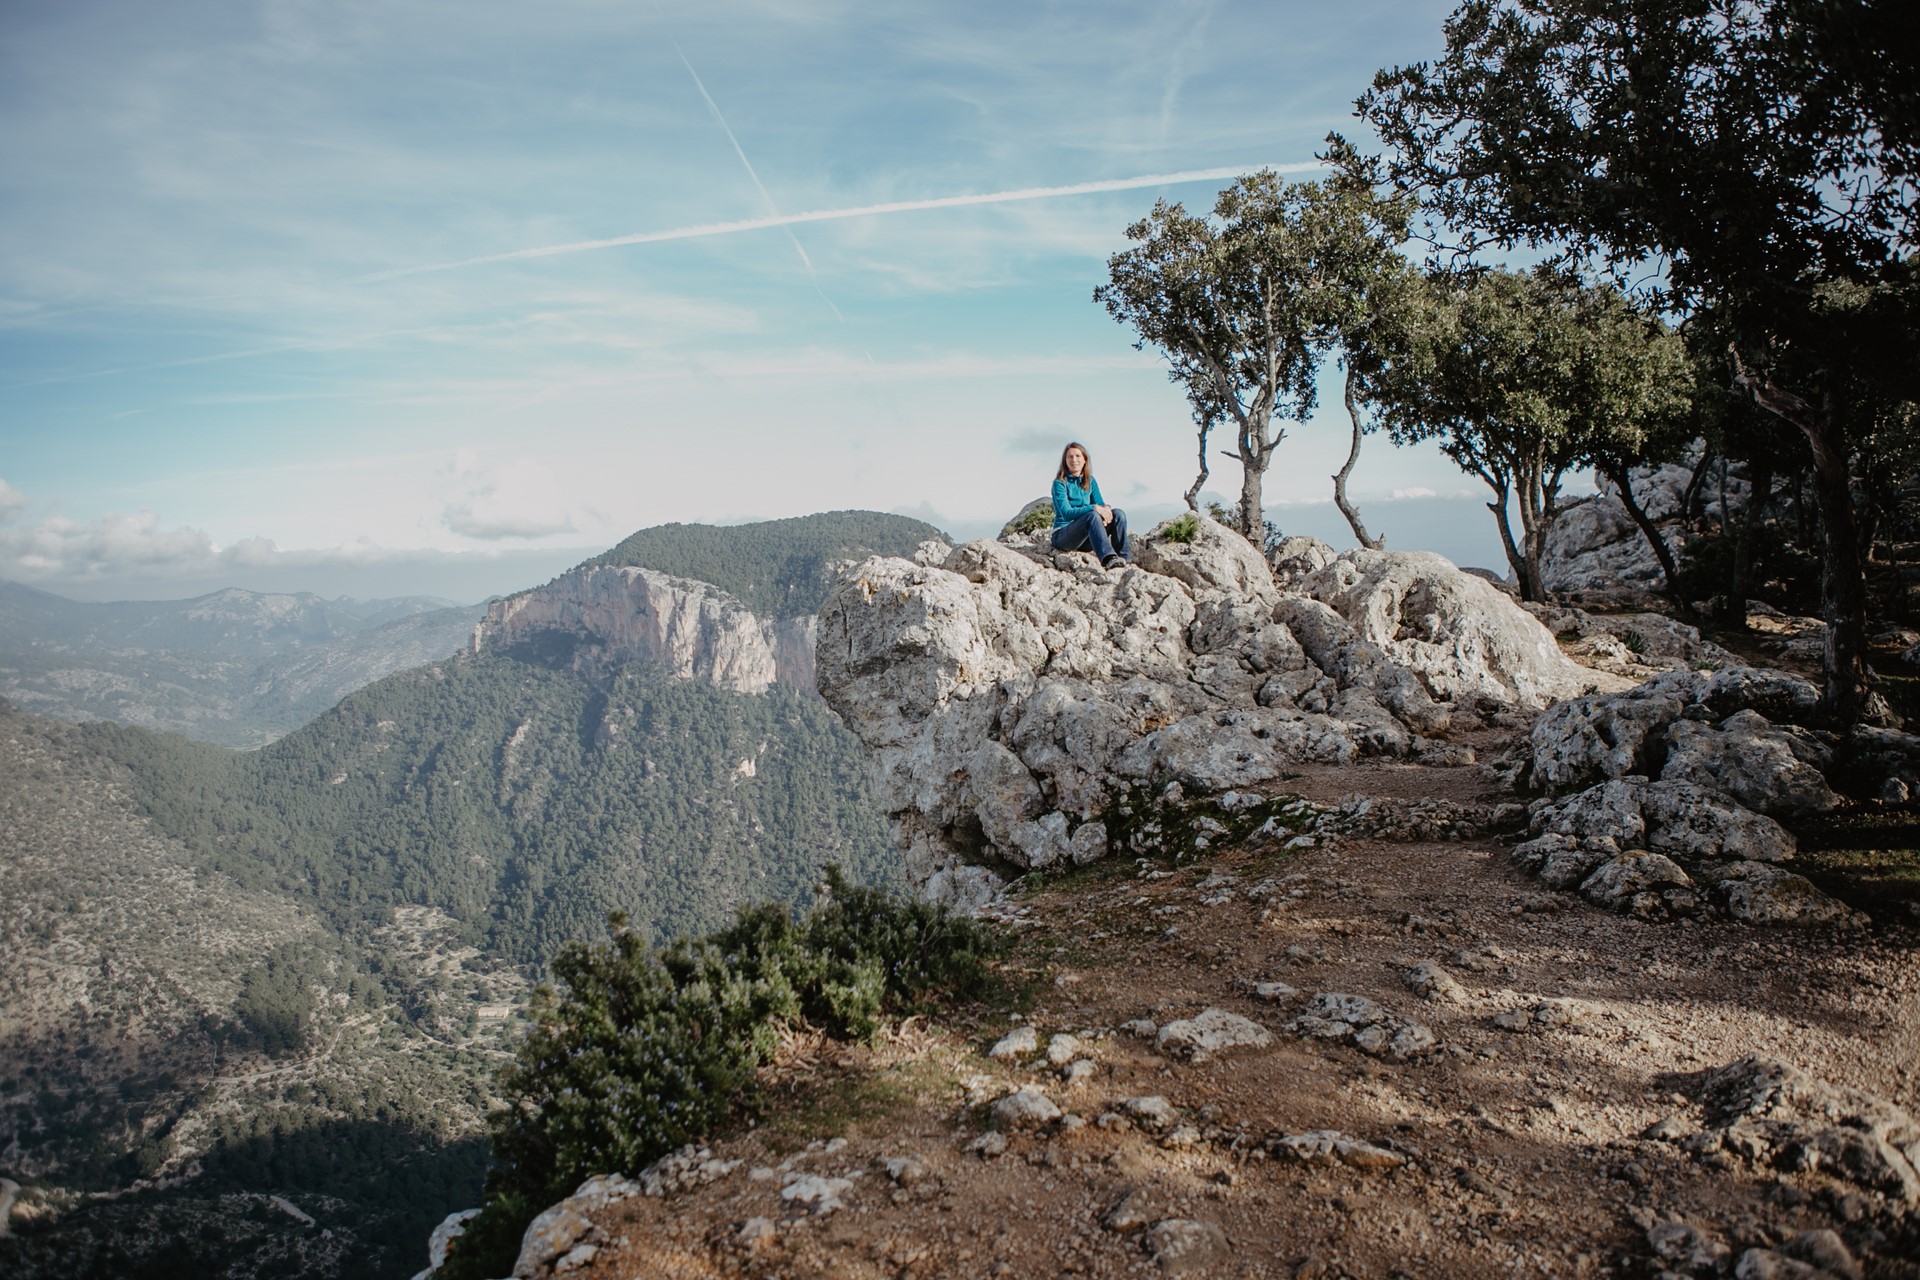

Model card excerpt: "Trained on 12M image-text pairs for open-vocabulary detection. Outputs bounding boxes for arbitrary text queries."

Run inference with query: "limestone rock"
[1662,715,1838,817]
[1044,1033,1083,1066]
[1402,961,1466,1003]
[779,1174,854,1214]
[1289,992,1436,1060]
[1647,1220,1731,1274]
[992,1087,1063,1129]
[1156,1008,1273,1062]
[1119,1096,1180,1133]
[513,1204,595,1278]
[1143,1218,1230,1276]
[818,531,1611,899]
[1290,547,1621,709]
[1694,1057,1920,1204]
[426,1208,480,1272]
[1698,862,1863,927]
[1271,1130,1407,1169]
[1580,851,1701,917]
[473,564,817,693]
[987,1025,1039,1061]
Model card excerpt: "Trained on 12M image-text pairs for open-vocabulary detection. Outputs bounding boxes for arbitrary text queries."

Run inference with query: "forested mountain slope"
[0,511,936,1279]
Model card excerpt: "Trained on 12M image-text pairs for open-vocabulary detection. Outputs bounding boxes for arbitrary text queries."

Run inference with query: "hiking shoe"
[1102,555,1126,569]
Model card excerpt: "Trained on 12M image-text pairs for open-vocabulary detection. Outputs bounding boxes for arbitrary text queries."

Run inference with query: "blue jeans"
[1051,508,1128,561]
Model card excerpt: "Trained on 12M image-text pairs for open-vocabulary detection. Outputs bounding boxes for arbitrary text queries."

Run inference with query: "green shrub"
[1161,513,1200,544]
[440,870,999,1280]
[1009,502,1054,536]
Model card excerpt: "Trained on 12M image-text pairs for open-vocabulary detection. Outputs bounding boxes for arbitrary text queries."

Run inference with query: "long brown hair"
[1056,441,1094,490]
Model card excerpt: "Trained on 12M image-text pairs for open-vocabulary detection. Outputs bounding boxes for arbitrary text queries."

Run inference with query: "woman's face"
[1064,446,1086,476]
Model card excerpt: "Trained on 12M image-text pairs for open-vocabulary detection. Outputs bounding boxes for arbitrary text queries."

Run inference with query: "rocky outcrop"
[1513,668,1903,925]
[817,520,1611,905]
[1541,456,1746,597]
[1679,1058,1920,1205]
[472,565,816,694]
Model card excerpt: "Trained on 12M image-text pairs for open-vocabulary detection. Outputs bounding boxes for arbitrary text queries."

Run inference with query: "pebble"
[992,1088,1062,1129]
[1144,1218,1229,1276]
[1045,1033,1083,1066]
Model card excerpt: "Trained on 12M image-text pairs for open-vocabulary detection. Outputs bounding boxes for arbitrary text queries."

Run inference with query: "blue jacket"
[1051,475,1106,527]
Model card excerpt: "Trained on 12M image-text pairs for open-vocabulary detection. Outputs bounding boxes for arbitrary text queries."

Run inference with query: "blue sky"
[0,0,1517,601]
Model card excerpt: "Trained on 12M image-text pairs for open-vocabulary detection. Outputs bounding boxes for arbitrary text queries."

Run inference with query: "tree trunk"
[1333,370,1384,549]
[1682,446,1716,522]
[1482,481,1532,599]
[1804,413,1876,724]
[1721,456,1773,626]
[1239,454,1266,544]
[1602,458,1687,608]
[1185,420,1211,513]
[1732,356,1876,724]
[1513,450,1550,603]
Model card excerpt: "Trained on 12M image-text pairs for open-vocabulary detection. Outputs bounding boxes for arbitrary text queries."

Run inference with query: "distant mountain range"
[0,510,943,1280]
[0,581,488,748]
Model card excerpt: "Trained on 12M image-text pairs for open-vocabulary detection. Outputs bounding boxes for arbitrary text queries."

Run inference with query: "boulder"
[1155,1008,1273,1062]
[1291,547,1622,709]
[1579,851,1701,917]
[1697,862,1863,927]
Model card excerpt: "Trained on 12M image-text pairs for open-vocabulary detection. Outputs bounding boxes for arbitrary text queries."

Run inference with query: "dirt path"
[559,758,1920,1280]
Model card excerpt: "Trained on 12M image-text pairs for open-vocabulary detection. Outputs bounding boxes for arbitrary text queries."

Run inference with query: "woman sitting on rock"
[1050,441,1130,568]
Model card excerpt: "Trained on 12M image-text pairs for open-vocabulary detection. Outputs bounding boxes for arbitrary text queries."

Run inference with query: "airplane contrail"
[673,40,818,275]
[354,162,1325,283]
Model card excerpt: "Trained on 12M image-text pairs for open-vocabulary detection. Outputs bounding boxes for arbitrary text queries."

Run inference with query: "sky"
[0,0,1526,603]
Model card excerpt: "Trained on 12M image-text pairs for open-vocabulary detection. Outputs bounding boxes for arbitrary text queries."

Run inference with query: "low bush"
[440,869,1000,1279]
[1012,502,1054,535]
[1160,512,1200,544]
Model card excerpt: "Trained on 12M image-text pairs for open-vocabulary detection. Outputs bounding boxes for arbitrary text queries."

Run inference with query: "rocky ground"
[493,745,1919,1280]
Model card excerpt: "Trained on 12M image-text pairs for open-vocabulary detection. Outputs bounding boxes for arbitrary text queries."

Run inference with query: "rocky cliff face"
[817,518,1617,906]
[470,564,817,694]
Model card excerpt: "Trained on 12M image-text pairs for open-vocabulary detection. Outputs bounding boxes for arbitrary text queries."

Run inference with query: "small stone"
[1641,1115,1689,1142]
[1121,1095,1180,1132]
[967,1131,1008,1158]
[779,1174,854,1215]
[1103,1189,1157,1233]
[1250,981,1301,1003]
[1045,1033,1083,1066]
[1060,1059,1099,1086]
[883,1155,930,1186]
[735,1217,777,1250]
[1402,960,1467,1004]
[1144,1218,1229,1276]
[1733,1249,1821,1280]
[553,1243,598,1273]
[1162,1124,1203,1148]
[988,1026,1039,1061]
[1120,1019,1159,1038]
[992,1088,1063,1129]
[1647,1221,1730,1273]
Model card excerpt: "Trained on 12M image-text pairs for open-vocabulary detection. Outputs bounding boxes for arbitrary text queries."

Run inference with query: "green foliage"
[1161,513,1201,544]
[232,947,325,1056]
[1097,168,1415,532]
[579,511,944,617]
[1010,503,1054,535]
[442,873,1000,1280]
[1369,266,1692,600]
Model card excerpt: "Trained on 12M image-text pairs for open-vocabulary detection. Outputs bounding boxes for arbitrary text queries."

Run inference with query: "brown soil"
[566,754,1920,1280]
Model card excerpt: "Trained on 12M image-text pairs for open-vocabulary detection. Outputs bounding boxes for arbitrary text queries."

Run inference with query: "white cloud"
[0,478,29,522]
[1389,486,1437,500]
[437,452,582,541]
